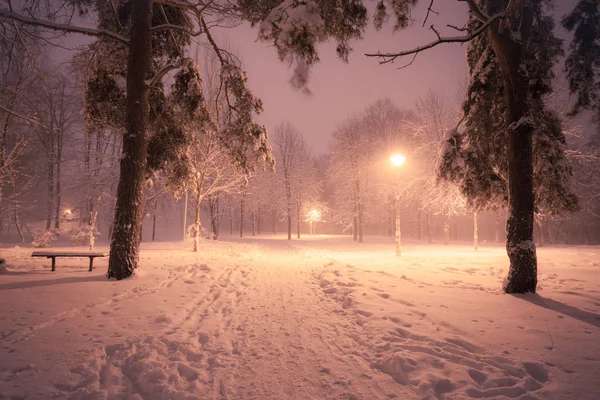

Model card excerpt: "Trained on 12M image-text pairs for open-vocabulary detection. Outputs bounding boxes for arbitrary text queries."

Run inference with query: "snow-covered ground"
[0,236,599,400]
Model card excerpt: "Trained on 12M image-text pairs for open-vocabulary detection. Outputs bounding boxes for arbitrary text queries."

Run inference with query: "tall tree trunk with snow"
[487,1,537,293]
[443,213,450,246]
[108,0,152,280]
[473,212,478,251]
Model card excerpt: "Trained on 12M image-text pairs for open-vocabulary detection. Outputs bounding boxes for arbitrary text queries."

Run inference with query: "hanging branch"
[365,12,504,64]
[0,8,129,43]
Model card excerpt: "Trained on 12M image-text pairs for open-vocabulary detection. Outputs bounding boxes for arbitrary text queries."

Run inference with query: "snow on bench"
[31,251,107,272]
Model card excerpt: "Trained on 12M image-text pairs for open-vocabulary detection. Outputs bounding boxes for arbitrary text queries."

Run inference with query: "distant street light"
[390,154,406,256]
[305,209,322,235]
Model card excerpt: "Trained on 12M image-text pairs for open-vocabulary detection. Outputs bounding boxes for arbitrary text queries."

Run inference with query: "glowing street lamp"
[390,154,406,167]
[305,209,322,235]
[390,154,406,256]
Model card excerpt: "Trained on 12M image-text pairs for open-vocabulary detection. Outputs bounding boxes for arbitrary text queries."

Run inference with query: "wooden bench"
[31,251,107,272]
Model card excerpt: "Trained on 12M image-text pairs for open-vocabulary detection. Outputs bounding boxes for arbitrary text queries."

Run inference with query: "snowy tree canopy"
[563,0,600,126]
[437,3,578,217]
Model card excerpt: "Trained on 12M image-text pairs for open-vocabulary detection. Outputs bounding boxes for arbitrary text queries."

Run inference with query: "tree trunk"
[536,218,544,247]
[152,214,156,241]
[474,212,479,251]
[287,214,292,240]
[257,204,261,235]
[54,86,65,231]
[443,214,450,246]
[353,215,357,241]
[182,190,188,240]
[107,0,152,280]
[296,201,301,239]
[417,209,422,241]
[193,191,202,252]
[46,125,55,230]
[240,198,245,238]
[358,202,364,243]
[426,213,432,244]
[208,195,219,240]
[229,204,234,235]
[494,211,501,242]
[488,5,537,293]
[252,210,256,237]
[272,209,277,234]
[89,211,96,251]
[240,198,245,237]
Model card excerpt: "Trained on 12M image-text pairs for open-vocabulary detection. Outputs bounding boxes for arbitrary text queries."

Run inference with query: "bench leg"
[89,257,94,272]
[51,257,56,272]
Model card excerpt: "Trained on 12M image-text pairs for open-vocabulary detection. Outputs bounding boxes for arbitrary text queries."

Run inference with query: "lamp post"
[390,154,406,256]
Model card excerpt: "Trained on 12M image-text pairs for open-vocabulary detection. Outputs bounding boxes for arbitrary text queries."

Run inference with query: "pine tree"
[563,0,600,135]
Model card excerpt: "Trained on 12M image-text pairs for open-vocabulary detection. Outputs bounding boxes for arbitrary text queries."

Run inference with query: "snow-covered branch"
[0,8,129,44]
[365,12,504,64]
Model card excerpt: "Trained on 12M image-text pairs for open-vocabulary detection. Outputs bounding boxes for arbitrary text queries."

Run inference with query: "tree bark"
[272,209,277,234]
[487,3,537,293]
[108,0,152,280]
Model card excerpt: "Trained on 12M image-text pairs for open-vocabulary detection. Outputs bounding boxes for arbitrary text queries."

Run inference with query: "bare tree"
[272,122,308,240]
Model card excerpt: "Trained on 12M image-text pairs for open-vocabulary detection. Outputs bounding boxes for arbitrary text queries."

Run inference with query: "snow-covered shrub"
[32,229,59,248]
[68,227,100,246]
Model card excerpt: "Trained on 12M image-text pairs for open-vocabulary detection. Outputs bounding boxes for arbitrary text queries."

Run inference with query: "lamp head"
[390,154,406,167]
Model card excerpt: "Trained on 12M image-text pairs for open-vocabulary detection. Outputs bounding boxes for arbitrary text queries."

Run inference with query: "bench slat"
[31,251,107,257]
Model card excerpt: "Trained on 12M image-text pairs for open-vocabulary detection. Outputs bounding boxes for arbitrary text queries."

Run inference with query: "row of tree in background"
[2,57,599,249]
